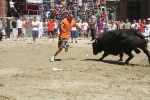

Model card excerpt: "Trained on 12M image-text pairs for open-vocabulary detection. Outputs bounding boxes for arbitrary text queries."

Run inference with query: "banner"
[27,0,42,3]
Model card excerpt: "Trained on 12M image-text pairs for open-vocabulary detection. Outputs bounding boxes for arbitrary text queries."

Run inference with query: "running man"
[50,11,86,62]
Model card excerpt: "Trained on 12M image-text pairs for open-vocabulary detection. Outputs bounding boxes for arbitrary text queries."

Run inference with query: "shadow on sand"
[82,59,143,66]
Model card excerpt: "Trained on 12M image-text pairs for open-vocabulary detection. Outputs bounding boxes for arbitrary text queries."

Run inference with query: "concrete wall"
[0,0,6,17]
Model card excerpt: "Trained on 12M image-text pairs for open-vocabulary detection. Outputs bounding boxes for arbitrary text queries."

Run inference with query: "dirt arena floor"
[0,37,150,100]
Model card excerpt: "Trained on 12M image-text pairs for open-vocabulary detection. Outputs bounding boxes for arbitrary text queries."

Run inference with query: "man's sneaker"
[65,44,69,52]
[50,55,55,62]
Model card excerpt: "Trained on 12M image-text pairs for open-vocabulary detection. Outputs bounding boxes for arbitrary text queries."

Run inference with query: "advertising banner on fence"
[27,0,42,3]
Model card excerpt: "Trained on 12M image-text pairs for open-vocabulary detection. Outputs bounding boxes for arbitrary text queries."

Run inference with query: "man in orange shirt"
[50,11,86,62]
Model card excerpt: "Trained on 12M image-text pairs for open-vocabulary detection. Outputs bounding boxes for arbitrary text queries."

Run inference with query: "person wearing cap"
[50,11,86,62]
[144,18,150,40]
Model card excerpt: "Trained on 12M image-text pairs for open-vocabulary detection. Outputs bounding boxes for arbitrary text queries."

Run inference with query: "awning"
[27,0,42,3]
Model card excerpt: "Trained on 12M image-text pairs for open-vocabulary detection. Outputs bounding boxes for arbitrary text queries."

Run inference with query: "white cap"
[147,18,150,20]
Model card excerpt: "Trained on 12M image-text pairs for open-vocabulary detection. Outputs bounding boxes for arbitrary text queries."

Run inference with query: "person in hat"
[144,18,150,40]
[50,11,86,62]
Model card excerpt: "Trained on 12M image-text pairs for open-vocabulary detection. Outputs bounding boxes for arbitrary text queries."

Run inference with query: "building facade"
[119,0,149,21]
[0,0,7,17]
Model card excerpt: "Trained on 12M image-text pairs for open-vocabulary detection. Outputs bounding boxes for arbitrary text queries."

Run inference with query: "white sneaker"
[50,55,55,62]
[34,42,36,44]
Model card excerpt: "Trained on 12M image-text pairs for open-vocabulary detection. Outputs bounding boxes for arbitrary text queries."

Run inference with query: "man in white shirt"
[81,20,88,39]
[32,16,39,44]
[38,18,43,38]
[9,0,17,17]
[145,18,150,40]
[16,16,24,41]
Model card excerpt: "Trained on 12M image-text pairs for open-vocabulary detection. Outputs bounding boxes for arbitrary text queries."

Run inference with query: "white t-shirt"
[9,1,14,8]
[38,22,43,29]
[82,22,88,30]
[111,24,117,30]
[54,22,58,29]
[78,0,82,6]
[17,19,22,28]
[71,27,77,31]
[145,24,150,34]
[77,22,82,28]
[32,21,39,30]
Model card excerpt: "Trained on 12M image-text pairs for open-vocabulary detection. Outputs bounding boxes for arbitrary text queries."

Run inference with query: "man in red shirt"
[47,19,55,41]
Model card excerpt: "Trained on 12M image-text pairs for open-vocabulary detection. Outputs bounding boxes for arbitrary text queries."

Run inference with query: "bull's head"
[92,38,102,55]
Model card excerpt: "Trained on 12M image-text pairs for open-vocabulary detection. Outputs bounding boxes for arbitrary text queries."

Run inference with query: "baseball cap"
[147,18,150,20]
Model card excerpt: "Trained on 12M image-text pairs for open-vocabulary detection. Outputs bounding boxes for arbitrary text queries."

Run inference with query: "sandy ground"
[0,37,150,100]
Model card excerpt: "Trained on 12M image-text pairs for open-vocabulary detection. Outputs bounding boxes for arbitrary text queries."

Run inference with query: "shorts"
[10,7,16,12]
[18,28,22,34]
[48,31,54,36]
[58,37,68,48]
[54,28,58,33]
[32,30,39,37]
[22,29,26,34]
[71,30,77,38]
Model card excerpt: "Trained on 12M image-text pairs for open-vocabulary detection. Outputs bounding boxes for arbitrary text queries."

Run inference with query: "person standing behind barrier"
[122,18,131,29]
[2,18,7,39]
[10,19,13,39]
[88,16,97,41]
[12,18,17,39]
[22,18,28,39]
[47,19,55,42]
[0,19,2,40]
[38,18,43,38]
[16,16,24,41]
[31,16,39,44]
[145,18,150,40]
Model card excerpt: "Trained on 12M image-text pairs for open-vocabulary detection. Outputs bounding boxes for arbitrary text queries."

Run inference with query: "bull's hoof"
[125,62,129,65]
[118,59,123,61]
[99,58,103,61]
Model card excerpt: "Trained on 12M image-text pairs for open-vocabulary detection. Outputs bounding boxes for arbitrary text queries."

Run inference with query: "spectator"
[31,16,39,44]
[109,6,115,20]
[54,19,59,37]
[2,19,7,39]
[82,20,89,38]
[139,19,146,34]
[103,21,109,32]
[45,4,50,18]
[38,18,43,38]
[78,0,83,10]
[47,19,55,41]
[95,7,101,17]
[10,19,13,39]
[96,0,101,8]
[111,21,117,30]
[144,18,150,39]
[101,0,106,6]
[97,19,103,35]
[9,0,17,17]
[101,11,107,21]
[12,18,17,39]
[0,19,2,35]
[22,18,28,39]
[49,10,56,19]
[131,20,138,29]
[88,16,97,41]
[122,18,131,29]
[71,26,78,43]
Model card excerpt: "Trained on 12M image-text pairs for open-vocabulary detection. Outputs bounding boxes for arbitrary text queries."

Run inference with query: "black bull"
[92,29,150,65]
